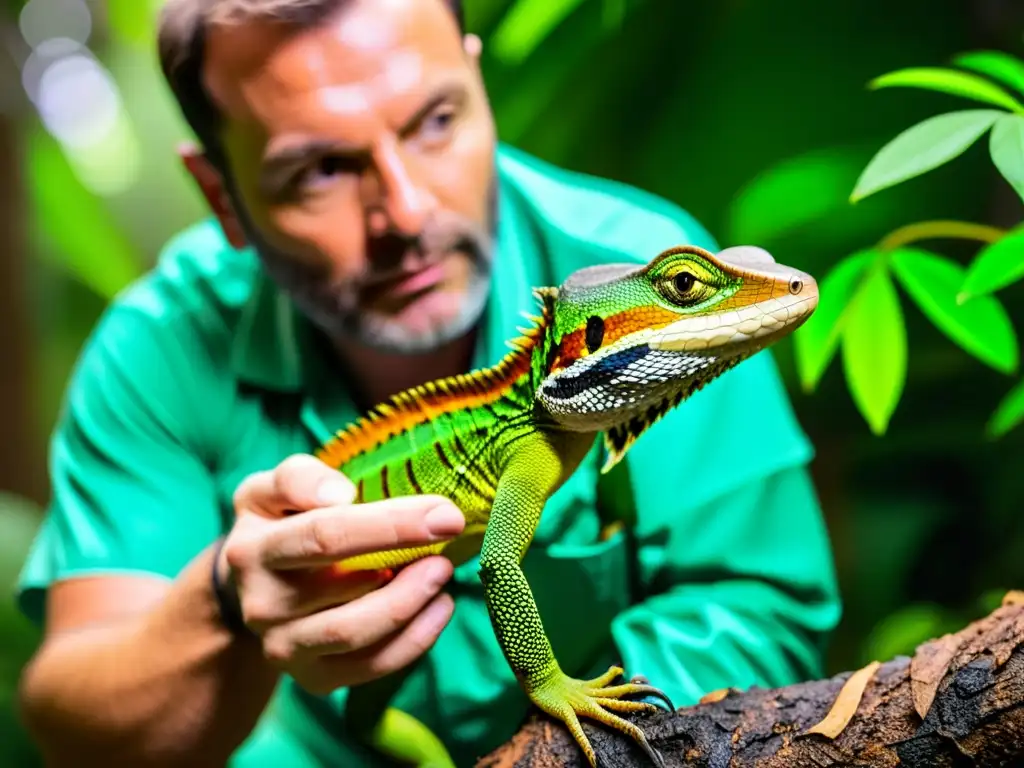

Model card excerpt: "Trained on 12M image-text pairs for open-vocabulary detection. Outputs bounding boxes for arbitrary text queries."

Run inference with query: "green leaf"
[0,493,41,591]
[864,603,948,663]
[841,265,907,435]
[953,51,1024,97]
[793,250,876,392]
[890,247,1018,374]
[490,0,587,64]
[987,378,1024,438]
[869,66,1024,112]
[601,0,625,29]
[989,113,1024,202]
[105,0,160,48]
[25,125,143,300]
[977,588,1014,614]
[484,0,629,144]
[960,230,1024,299]
[728,147,869,243]
[851,109,1003,202]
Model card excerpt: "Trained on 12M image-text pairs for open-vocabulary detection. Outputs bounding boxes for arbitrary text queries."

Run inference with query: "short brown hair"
[157,0,465,168]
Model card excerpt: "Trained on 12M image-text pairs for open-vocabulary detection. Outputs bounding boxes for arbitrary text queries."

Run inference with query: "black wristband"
[210,536,252,637]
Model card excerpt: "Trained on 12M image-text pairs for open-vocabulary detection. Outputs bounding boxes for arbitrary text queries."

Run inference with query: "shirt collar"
[229,264,305,392]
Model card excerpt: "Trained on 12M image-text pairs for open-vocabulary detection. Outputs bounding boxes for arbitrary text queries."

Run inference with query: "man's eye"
[422,107,456,139]
[313,155,352,179]
[296,155,357,190]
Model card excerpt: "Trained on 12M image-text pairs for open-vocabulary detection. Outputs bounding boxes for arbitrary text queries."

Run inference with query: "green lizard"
[315,243,819,767]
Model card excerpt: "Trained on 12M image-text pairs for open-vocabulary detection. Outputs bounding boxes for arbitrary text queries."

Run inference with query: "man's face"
[198,0,498,354]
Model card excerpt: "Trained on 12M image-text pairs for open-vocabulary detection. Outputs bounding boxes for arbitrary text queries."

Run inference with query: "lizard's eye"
[673,272,695,295]
[658,267,715,307]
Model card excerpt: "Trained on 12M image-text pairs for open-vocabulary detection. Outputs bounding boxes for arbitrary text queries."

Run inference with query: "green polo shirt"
[17,144,840,766]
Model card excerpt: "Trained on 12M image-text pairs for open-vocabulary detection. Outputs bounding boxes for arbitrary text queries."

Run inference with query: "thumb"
[234,454,357,519]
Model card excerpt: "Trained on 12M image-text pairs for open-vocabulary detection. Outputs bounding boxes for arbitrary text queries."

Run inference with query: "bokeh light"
[19,0,91,48]
[17,0,141,195]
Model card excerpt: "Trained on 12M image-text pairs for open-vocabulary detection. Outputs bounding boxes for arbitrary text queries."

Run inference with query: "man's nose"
[370,144,437,235]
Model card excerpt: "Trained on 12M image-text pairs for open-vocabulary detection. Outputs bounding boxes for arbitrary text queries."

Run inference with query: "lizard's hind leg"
[345,668,456,767]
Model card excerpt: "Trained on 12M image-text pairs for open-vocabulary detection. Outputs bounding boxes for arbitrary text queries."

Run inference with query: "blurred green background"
[2,0,1022,764]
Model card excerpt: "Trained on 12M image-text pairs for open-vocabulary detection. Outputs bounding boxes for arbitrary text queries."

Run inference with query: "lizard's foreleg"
[478,435,670,768]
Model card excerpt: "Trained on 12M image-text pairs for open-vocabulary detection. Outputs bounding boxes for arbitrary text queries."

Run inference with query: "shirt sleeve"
[16,294,226,627]
[605,350,842,706]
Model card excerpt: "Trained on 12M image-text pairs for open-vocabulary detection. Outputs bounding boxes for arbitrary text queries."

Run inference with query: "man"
[15,0,841,765]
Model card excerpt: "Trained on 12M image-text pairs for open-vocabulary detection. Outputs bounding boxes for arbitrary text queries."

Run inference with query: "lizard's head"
[535,244,818,469]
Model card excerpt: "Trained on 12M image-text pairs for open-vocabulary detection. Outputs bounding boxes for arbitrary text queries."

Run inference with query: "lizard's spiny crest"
[317,289,557,471]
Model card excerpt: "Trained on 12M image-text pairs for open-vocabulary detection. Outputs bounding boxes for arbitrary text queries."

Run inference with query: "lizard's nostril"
[789,278,803,295]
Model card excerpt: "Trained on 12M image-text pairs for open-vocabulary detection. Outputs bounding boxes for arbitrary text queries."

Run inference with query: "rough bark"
[478,592,1024,767]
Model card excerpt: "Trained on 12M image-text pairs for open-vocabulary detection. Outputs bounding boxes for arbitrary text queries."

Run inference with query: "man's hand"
[221,453,465,695]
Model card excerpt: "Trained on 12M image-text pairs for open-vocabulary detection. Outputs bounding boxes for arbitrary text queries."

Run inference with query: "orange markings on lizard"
[549,305,682,373]
[317,298,555,469]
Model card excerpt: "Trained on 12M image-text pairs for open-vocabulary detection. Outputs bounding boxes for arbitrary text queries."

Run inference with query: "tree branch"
[478,592,1024,767]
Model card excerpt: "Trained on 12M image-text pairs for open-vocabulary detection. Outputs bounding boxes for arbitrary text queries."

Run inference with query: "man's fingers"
[232,551,398,630]
[263,557,453,663]
[233,454,355,519]
[258,496,465,569]
[275,453,356,511]
[278,566,390,618]
[231,469,277,517]
[338,592,456,687]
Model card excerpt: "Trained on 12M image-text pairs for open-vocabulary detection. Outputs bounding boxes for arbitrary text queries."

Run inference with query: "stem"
[877,220,1007,252]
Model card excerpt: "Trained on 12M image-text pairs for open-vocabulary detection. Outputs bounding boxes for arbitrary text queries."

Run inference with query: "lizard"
[313,243,819,768]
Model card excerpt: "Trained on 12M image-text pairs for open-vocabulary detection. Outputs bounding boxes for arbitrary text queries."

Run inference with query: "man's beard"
[229,179,499,356]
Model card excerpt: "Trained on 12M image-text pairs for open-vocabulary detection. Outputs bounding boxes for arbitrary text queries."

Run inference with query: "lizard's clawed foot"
[528,665,672,767]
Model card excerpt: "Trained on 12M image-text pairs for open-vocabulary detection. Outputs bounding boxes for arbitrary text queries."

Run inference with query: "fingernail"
[422,593,455,631]
[424,559,453,588]
[425,504,464,537]
[317,477,354,506]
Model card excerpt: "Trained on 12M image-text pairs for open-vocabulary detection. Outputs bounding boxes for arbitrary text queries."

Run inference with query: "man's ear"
[178,143,247,250]
[463,33,482,61]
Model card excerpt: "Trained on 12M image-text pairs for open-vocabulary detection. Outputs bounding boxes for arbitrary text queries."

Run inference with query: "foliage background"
[1,0,1022,763]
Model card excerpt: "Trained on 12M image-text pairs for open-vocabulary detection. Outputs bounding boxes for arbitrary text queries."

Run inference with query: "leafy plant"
[795,50,1024,437]
[0,493,43,768]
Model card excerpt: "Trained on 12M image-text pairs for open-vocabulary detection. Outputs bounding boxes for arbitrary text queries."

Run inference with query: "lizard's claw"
[626,674,675,711]
[528,665,669,768]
